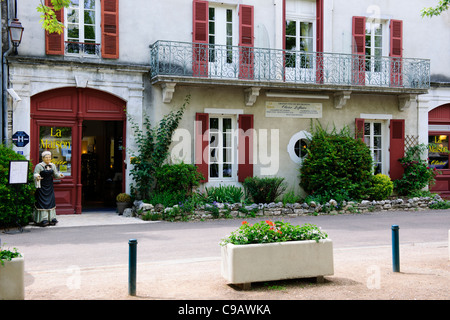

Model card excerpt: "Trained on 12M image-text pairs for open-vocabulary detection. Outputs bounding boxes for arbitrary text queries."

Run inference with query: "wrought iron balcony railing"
[65,41,101,57]
[150,40,430,90]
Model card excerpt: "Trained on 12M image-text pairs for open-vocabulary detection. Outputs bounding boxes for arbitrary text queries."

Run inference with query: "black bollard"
[391,225,400,272]
[128,239,137,296]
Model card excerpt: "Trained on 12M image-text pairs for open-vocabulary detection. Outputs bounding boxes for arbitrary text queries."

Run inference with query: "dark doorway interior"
[81,120,124,210]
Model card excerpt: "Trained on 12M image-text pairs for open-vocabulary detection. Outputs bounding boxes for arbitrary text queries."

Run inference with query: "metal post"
[128,239,137,296]
[391,225,400,272]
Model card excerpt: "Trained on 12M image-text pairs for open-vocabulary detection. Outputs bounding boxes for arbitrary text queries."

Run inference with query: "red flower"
[266,220,274,226]
[242,221,248,225]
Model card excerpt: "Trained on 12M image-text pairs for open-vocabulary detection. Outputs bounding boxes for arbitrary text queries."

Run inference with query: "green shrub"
[116,193,131,203]
[300,122,373,201]
[205,185,244,203]
[368,174,393,200]
[155,162,204,198]
[394,144,440,196]
[0,144,35,228]
[243,176,287,204]
[129,95,190,200]
[146,190,186,208]
[429,200,450,209]
[282,189,301,205]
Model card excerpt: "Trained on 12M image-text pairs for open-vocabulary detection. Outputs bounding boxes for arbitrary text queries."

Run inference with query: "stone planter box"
[0,255,24,300]
[221,239,333,289]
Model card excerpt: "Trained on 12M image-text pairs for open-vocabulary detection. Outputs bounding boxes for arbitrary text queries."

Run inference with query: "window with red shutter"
[192,0,209,77]
[355,118,365,141]
[45,0,64,55]
[101,0,119,59]
[389,119,405,180]
[352,16,366,85]
[390,20,403,86]
[239,5,254,80]
[195,113,209,182]
[316,0,324,83]
[238,114,254,182]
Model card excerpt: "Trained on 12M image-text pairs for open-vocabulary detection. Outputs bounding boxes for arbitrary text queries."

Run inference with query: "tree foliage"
[37,0,71,34]
[421,0,449,17]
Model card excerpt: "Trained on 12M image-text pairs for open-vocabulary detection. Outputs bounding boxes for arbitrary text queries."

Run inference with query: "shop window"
[428,135,449,169]
[39,126,72,176]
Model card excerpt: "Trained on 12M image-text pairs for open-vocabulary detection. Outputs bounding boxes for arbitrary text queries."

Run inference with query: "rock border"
[128,195,446,222]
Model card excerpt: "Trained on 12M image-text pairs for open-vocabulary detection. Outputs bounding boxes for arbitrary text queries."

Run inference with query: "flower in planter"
[220,220,328,246]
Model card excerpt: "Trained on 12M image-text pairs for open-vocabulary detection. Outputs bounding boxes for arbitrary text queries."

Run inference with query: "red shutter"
[355,118,365,141]
[390,119,405,180]
[45,0,64,55]
[101,0,119,59]
[239,5,254,80]
[316,0,324,83]
[238,114,254,183]
[192,0,209,77]
[390,20,403,87]
[195,113,209,182]
[352,16,366,85]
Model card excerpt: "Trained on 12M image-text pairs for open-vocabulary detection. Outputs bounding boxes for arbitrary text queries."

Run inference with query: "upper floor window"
[65,0,101,56]
[365,20,384,72]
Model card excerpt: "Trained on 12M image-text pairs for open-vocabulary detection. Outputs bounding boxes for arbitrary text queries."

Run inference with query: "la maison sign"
[265,101,322,118]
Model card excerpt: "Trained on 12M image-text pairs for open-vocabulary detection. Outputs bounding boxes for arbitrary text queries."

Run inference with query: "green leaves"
[220,220,328,246]
[421,0,449,17]
[299,121,373,201]
[128,95,190,200]
[37,0,71,34]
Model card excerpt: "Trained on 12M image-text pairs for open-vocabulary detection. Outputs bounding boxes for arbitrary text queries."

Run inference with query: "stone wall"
[131,195,444,221]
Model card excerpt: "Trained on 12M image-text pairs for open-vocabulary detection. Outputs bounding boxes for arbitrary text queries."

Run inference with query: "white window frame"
[64,0,101,57]
[361,114,391,175]
[207,113,238,182]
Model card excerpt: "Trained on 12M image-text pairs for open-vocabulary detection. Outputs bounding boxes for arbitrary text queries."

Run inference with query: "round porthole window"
[287,131,311,164]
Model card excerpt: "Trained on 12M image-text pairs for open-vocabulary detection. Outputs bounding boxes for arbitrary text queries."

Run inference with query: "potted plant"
[116,193,131,215]
[0,247,24,300]
[220,220,333,289]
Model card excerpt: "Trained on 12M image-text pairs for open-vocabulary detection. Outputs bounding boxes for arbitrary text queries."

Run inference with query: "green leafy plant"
[220,220,328,246]
[205,185,244,203]
[129,95,190,200]
[0,247,22,266]
[282,189,300,205]
[368,174,393,200]
[147,190,186,208]
[394,144,440,196]
[0,144,35,228]
[155,162,203,198]
[300,121,373,201]
[243,177,287,204]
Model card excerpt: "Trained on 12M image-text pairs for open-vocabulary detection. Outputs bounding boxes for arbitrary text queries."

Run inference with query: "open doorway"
[81,120,124,210]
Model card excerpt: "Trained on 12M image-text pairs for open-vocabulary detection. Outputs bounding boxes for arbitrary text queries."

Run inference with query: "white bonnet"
[41,151,52,158]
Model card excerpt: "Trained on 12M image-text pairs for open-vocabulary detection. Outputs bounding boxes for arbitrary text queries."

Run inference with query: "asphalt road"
[1,209,449,274]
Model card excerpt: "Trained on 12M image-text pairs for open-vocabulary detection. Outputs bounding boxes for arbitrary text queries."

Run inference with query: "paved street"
[1,209,449,302]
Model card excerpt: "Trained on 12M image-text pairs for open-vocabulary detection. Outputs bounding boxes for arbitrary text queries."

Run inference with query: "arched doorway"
[30,87,127,214]
[428,103,450,198]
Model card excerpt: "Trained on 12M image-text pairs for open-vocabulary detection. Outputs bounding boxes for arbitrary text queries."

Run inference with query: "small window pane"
[286,21,296,36]
[210,118,219,130]
[84,10,95,24]
[84,0,95,9]
[223,164,232,177]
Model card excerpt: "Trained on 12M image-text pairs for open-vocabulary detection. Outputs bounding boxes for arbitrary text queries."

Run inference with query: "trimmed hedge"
[0,144,35,228]
[300,123,373,201]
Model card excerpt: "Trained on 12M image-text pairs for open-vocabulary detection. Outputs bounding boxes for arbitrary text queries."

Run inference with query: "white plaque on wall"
[265,101,322,118]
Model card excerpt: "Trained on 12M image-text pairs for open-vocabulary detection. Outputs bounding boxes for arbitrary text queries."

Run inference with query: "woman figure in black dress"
[33,151,64,227]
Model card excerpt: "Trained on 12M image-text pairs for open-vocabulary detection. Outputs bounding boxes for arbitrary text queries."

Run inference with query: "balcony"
[150,40,430,105]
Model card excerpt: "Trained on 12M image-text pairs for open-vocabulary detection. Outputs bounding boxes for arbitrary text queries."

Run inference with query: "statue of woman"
[33,151,64,227]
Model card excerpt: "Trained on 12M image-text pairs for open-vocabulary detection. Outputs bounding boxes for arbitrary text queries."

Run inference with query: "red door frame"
[31,87,127,214]
[429,104,450,199]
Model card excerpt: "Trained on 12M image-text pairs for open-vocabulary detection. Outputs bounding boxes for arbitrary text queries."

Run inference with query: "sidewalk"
[25,210,155,229]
